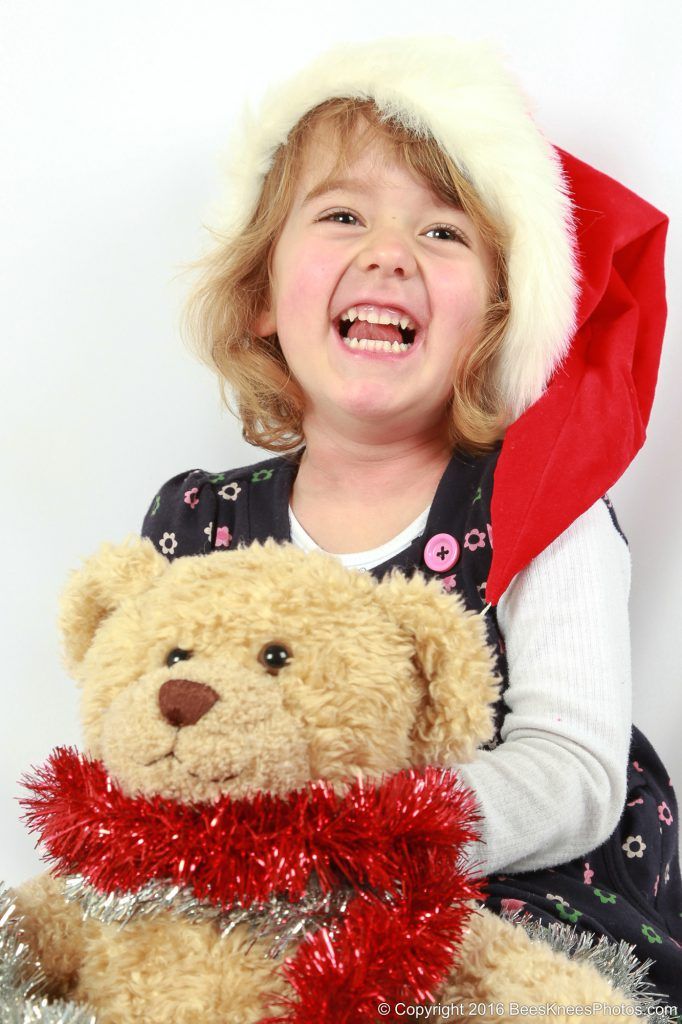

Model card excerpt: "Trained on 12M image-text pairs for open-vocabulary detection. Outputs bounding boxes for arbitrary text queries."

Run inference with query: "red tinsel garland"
[21,747,486,1023]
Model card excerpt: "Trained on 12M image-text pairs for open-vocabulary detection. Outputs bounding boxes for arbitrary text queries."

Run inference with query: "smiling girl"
[252,123,497,554]
[142,39,682,1004]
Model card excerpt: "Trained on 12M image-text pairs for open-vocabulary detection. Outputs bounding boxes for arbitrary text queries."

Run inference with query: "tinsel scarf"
[22,748,485,1023]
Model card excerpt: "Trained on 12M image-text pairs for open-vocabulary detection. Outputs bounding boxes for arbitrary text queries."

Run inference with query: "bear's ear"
[60,538,168,674]
[374,571,501,764]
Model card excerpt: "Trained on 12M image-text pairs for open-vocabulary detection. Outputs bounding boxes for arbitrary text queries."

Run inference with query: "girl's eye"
[424,224,469,245]
[319,209,360,226]
[258,641,293,675]
[166,648,193,667]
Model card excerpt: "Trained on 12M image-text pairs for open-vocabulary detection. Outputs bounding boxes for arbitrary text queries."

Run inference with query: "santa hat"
[488,150,667,602]
[221,37,668,600]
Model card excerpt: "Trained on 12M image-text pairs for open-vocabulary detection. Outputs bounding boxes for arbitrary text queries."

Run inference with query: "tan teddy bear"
[13,539,653,1023]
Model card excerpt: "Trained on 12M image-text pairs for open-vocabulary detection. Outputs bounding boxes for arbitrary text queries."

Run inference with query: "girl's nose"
[356,227,417,278]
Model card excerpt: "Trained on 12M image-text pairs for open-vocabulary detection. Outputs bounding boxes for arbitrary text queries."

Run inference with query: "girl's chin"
[317,380,427,426]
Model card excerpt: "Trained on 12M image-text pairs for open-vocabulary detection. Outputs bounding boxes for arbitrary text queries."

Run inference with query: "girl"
[142,38,682,1005]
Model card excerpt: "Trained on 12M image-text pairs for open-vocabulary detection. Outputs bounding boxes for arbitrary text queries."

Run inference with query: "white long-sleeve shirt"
[289,497,632,876]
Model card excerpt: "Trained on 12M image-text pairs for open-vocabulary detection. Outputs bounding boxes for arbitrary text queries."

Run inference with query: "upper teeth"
[340,307,416,331]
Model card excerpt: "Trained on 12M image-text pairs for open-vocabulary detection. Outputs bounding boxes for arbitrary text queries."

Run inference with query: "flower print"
[593,889,617,905]
[665,863,671,885]
[441,574,457,593]
[486,522,493,548]
[641,924,662,945]
[218,482,242,501]
[654,875,659,897]
[184,487,200,509]
[583,862,594,885]
[150,494,161,517]
[472,486,482,505]
[215,526,232,549]
[252,469,274,483]
[477,580,487,603]
[555,902,581,924]
[204,522,213,538]
[632,760,644,773]
[501,898,527,915]
[658,801,673,826]
[546,893,569,911]
[622,835,646,859]
[159,532,177,556]
[627,797,644,807]
[464,528,486,552]
[209,474,226,484]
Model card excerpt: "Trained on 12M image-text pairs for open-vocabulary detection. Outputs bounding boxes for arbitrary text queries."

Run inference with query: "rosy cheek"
[447,270,488,318]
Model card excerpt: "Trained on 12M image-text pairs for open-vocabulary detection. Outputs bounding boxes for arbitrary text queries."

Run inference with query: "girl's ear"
[59,538,168,675]
[253,306,276,336]
[374,571,500,764]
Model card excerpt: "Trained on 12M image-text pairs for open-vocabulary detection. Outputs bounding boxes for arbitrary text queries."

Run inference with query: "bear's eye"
[257,642,293,676]
[166,648,193,668]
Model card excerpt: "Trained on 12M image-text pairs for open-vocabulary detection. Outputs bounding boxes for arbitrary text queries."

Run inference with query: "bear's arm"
[13,873,97,997]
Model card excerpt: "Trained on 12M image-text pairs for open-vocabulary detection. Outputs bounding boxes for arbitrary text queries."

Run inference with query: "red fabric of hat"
[487,149,668,605]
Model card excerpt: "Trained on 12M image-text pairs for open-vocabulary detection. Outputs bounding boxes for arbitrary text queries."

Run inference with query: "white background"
[1,1,680,883]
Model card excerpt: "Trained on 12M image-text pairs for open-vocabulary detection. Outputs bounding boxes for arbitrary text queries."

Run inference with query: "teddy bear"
[11,538,657,1024]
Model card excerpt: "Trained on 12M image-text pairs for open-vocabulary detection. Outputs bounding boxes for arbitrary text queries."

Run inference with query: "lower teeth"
[343,337,410,353]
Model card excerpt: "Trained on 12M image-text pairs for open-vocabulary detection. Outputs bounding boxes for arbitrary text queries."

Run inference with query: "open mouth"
[335,307,419,354]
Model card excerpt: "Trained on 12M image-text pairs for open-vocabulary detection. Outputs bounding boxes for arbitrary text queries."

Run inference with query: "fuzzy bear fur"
[14,539,637,1022]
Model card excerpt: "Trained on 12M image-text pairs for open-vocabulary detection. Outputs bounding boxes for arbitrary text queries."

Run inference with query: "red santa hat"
[488,151,667,602]
[220,37,668,600]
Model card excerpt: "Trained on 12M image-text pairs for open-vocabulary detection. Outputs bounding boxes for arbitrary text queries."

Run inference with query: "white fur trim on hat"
[220,37,578,417]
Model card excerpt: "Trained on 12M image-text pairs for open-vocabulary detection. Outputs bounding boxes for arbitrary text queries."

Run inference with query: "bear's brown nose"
[158,679,219,727]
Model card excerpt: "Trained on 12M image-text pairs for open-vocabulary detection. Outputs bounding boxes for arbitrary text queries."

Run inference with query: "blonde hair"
[184,98,510,454]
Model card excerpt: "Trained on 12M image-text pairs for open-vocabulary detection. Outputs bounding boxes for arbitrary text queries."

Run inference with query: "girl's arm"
[456,498,632,875]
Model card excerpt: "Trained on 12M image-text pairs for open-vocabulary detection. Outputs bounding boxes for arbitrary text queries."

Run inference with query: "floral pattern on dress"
[183,488,200,509]
[218,482,242,501]
[658,801,674,825]
[642,923,662,944]
[159,532,177,555]
[215,526,232,549]
[622,835,647,859]
[594,888,617,905]
[464,528,486,552]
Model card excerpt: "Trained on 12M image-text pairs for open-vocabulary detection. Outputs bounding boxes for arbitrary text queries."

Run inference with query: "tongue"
[347,320,403,344]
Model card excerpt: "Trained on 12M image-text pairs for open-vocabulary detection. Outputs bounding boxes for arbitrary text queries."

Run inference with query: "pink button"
[423,533,460,572]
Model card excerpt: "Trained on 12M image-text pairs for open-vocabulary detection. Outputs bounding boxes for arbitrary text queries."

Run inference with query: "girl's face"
[256,128,494,442]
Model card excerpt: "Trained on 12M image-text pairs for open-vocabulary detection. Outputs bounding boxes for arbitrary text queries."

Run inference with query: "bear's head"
[60,539,499,803]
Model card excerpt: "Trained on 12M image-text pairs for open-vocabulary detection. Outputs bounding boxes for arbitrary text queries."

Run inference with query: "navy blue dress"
[142,447,682,1007]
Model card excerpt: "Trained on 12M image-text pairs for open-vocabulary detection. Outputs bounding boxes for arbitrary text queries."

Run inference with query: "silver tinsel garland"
[504,908,666,1011]
[63,873,354,959]
[63,875,668,1011]
[4,872,665,1016]
[0,883,96,1024]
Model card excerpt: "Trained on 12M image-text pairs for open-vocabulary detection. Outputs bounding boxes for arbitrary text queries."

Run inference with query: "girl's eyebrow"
[301,175,465,213]
[302,176,373,205]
